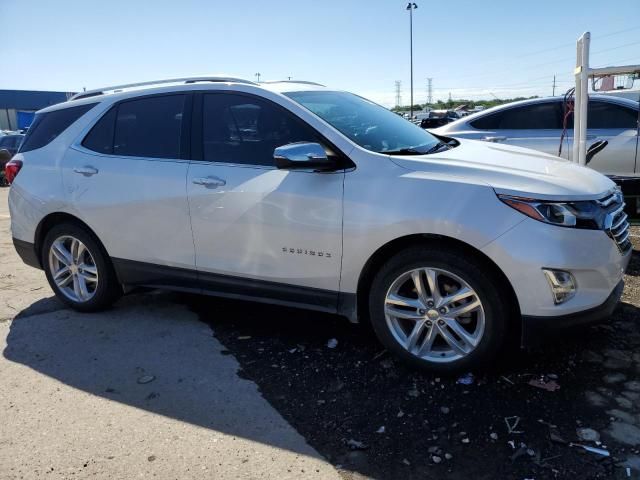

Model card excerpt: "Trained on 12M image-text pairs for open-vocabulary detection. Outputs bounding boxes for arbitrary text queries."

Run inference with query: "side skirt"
[111,258,345,316]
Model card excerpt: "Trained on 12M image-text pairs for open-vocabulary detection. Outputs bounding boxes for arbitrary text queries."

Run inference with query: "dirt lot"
[2,184,640,479]
[186,235,640,480]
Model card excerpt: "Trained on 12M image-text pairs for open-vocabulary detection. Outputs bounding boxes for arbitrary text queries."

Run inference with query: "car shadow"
[184,293,640,479]
[2,292,333,467]
[5,291,640,480]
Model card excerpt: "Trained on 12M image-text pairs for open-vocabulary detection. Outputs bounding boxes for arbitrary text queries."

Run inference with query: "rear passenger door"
[583,100,638,176]
[63,94,196,278]
[470,101,567,156]
[186,92,344,310]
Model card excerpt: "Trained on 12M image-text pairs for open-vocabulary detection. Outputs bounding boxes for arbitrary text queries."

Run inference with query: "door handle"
[73,166,99,176]
[192,176,226,189]
[483,136,507,143]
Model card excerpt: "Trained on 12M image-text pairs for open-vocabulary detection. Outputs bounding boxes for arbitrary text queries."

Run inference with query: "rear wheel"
[42,223,121,311]
[368,246,507,373]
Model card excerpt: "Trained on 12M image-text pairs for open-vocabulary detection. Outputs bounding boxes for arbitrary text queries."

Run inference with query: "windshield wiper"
[384,141,451,156]
[384,147,424,155]
[423,141,450,155]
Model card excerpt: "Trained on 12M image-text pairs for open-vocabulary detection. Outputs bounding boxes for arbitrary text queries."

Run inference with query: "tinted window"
[113,95,185,159]
[202,93,321,166]
[82,108,117,154]
[285,91,440,154]
[588,101,638,129]
[20,103,97,153]
[471,102,562,130]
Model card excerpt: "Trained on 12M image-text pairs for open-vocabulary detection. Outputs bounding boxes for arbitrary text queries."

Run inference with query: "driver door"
[186,92,344,310]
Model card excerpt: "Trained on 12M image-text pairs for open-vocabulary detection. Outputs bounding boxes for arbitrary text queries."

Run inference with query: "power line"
[430,26,640,76]
[430,38,640,86]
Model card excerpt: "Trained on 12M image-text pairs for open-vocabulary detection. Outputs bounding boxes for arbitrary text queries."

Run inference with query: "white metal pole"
[575,32,590,166]
[573,36,583,164]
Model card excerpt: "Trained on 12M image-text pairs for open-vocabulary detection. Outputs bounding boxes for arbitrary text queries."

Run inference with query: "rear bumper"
[13,238,40,269]
[521,279,624,346]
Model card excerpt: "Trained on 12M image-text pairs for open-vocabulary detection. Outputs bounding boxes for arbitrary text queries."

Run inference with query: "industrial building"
[0,90,75,131]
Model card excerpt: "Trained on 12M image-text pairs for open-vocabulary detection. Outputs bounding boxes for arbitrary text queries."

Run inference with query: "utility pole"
[552,75,556,96]
[427,78,433,105]
[394,80,402,109]
[255,72,261,83]
[287,76,292,80]
[406,3,418,118]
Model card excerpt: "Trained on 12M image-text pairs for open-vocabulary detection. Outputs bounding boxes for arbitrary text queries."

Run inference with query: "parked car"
[421,110,460,129]
[432,95,639,180]
[9,77,630,372]
[0,149,12,186]
[0,134,25,157]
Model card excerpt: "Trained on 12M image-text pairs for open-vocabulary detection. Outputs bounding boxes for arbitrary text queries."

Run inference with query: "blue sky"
[1,0,639,106]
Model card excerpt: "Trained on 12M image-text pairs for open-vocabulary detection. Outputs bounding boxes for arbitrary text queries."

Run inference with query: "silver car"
[433,95,640,179]
[8,77,631,372]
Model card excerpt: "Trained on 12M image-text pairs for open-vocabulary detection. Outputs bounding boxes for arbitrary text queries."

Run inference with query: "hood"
[389,139,615,201]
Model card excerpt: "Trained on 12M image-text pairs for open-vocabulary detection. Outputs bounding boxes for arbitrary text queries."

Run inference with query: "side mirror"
[586,140,608,165]
[274,142,338,172]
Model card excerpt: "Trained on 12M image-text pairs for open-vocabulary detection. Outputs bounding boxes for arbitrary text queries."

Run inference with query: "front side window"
[202,93,321,166]
[284,91,440,154]
[20,103,97,153]
[471,102,562,130]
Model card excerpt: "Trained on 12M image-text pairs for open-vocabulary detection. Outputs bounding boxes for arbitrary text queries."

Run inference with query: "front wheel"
[368,246,508,373]
[42,223,121,311]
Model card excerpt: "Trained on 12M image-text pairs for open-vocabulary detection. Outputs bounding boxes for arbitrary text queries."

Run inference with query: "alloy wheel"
[48,235,99,303]
[384,267,485,363]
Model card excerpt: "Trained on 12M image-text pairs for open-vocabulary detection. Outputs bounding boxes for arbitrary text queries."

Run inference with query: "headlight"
[498,194,604,229]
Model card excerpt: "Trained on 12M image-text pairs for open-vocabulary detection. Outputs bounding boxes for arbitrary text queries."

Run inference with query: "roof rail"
[70,76,257,101]
[261,80,326,87]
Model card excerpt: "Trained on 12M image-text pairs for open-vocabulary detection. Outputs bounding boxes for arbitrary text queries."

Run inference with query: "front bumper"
[482,217,630,317]
[521,279,624,346]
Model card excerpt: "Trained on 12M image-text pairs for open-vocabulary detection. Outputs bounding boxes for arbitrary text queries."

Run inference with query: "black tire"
[42,223,122,312]
[368,245,508,374]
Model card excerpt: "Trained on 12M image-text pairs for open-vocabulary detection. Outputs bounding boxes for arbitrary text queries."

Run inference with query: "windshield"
[284,91,441,154]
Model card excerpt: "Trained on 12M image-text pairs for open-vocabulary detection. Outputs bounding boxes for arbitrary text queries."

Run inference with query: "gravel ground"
[186,228,640,480]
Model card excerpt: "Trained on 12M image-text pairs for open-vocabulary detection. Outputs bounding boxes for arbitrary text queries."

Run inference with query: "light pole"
[255,72,261,83]
[406,2,417,119]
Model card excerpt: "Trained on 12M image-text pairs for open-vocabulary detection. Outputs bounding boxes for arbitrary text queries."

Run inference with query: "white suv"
[7,76,631,372]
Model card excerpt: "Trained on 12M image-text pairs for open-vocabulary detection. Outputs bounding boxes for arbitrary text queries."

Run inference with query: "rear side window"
[588,101,638,129]
[19,103,97,153]
[114,95,185,159]
[82,108,117,154]
[471,102,562,130]
[82,95,186,158]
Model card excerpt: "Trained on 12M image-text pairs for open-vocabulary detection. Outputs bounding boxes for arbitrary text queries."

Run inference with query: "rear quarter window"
[19,103,97,153]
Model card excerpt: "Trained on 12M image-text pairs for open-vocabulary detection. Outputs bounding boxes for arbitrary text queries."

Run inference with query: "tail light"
[5,159,23,184]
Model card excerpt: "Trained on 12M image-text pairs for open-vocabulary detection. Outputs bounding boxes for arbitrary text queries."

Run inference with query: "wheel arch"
[355,233,521,327]
[34,212,111,270]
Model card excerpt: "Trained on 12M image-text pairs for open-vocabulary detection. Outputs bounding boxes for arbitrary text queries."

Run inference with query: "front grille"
[600,191,631,254]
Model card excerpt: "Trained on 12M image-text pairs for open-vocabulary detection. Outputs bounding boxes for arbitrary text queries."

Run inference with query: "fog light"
[542,269,576,305]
